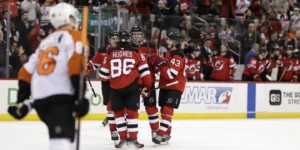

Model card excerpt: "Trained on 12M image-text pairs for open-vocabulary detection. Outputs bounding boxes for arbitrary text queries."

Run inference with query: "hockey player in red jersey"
[186,46,204,80]
[242,49,271,81]
[149,32,187,145]
[131,26,160,138]
[87,31,119,142]
[99,30,151,149]
[209,45,236,81]
[277,45,299,82]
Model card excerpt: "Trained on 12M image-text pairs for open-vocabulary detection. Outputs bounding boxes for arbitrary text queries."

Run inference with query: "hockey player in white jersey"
[7,3,91,150]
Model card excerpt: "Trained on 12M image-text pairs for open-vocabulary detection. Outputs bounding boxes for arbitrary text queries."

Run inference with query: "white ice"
[0,119,299,150]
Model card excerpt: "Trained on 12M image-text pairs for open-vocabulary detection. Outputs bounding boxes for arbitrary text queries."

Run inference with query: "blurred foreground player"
[87,31,119,142]
[131,26,160,139]
[149,32,187,144]
[99,30,152,149]
[7,3,91,150]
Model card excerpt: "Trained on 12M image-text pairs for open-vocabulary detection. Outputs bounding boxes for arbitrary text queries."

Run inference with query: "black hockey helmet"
[118,29,131,43]
[131,26,143,33]
[286,44,294,51]
[166,32,183,45]
[272,44,280,51]
[108,30,118,39]
[192,46,201,52]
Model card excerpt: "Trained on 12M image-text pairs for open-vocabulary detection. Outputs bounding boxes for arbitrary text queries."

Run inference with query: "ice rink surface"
[0,119,299,150]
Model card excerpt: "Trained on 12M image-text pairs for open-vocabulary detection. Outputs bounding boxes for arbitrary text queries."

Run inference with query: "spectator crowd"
[0,0,299,82]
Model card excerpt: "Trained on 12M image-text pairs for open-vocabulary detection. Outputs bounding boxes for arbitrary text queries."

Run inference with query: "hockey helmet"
[108,30,118,39]
[272,44,280,51]
[49,2,79,29]
[192,46,201,52]
[118,30,131,43]
[166,32,183,48]
[131,26,144,44]
[286,45,294,51]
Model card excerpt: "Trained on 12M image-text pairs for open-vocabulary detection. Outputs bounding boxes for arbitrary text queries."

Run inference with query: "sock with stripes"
[157,106,174,137]
[106,102,117,131]
[145,106,159,131]
[126,109,139,140]
[114,110,127,140]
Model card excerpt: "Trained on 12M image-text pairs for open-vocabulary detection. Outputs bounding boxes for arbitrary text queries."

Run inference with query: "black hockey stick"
[86,75,96,97]
[76,6,89,150]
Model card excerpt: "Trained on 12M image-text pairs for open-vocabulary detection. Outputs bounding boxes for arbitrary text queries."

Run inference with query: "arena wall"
[0,80,299,121]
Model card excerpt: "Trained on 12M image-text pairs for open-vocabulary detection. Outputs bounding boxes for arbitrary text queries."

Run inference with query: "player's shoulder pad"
[97,46,107,53]
[147,42,156,49]
[66,29,82,42]
[170,49,185,58]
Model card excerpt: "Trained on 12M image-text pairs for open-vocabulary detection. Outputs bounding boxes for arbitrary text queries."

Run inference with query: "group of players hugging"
[88,26,187,149]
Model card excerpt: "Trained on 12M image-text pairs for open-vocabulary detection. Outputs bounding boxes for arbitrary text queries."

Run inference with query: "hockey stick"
[76,6,89,150]
[279,67,286,81]
[86,75,97,97]
[154,80,179,90]
[145,80,179,92]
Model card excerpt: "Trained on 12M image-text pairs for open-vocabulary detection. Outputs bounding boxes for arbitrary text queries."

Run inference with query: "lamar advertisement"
[179,83,247,113]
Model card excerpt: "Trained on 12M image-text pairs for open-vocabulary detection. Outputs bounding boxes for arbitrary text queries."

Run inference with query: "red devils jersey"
[210,55,236,81]
[278,57,298,82]
[88,45,114,72]
[158,50,186,93]
[99,47,151,89]
[243,57,271,81]
[135,42,157,85]
[186,55,202,80]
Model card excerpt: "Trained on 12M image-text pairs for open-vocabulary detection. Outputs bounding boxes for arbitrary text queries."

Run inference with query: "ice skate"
[152,135,163,145]
[161,134,171,144]
[102,117,108,127]
[127,138,144,149]
[115,139,127,149]
[151,131,157,140]
[111,130,119,144]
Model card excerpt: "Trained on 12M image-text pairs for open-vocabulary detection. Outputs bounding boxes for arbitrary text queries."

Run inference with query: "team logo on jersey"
[187,65,197,74]
[214,61,225,71]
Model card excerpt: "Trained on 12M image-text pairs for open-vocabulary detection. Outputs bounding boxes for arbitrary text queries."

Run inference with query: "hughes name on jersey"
[99,47,152,89]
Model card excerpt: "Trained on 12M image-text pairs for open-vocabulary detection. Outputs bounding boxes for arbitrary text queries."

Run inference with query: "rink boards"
[0,80,300,120]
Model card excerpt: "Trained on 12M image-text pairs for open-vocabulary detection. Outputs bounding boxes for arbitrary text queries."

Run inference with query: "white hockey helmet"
[49,2,79,29]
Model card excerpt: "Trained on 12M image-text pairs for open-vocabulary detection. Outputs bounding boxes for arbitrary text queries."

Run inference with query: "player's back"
[28,28,83,100]
[106,47,146,89]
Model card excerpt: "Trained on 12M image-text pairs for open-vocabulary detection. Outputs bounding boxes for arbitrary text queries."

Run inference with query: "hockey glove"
[154,57,167,68]
[8,100,32,120]
[141,87,151,98]
[73,93,92,118]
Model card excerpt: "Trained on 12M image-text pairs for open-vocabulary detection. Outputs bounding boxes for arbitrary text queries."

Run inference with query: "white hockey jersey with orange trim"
[18,28,87,100]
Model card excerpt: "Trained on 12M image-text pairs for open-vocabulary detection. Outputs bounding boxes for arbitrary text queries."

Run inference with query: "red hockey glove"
[148,53,158,64]
[140,87,151,98]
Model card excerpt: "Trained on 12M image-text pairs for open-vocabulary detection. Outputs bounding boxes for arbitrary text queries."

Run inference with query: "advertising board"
[256,83,300,118]
[0,80,248,120]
